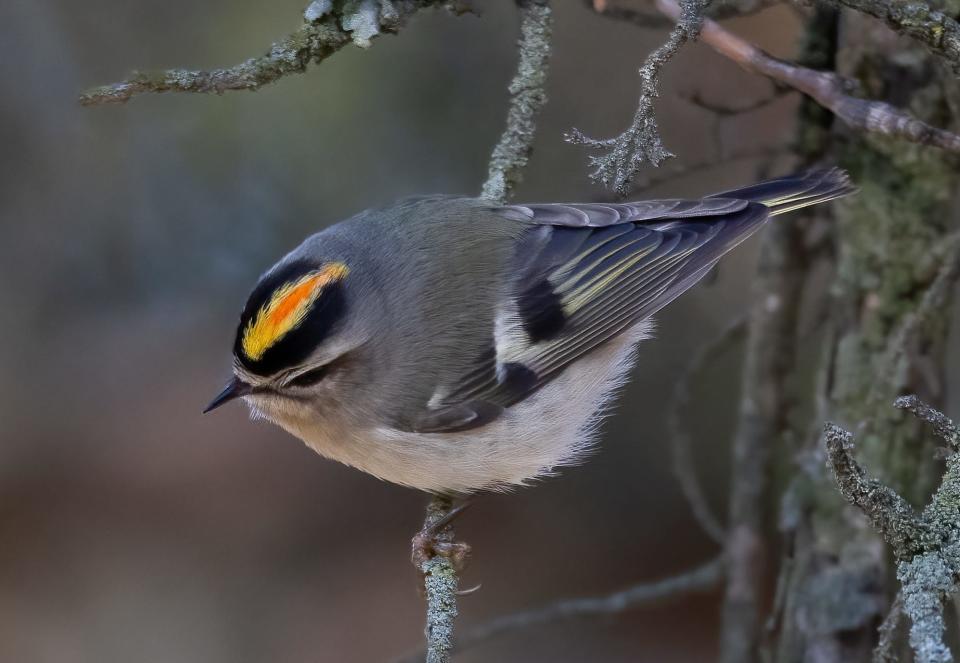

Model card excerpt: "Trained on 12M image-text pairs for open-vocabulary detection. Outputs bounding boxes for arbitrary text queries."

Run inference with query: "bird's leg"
[411,496,472,574]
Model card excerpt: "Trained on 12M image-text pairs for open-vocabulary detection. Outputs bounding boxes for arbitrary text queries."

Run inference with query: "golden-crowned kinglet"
[205,169,854,493]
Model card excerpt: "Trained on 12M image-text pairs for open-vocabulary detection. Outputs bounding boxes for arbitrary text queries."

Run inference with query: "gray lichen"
[825,400,960,662]
[567,0,712,194]
[481,0,553,204]
[304,0,333,21]
[80,0,446,105]
[342,0,383,47]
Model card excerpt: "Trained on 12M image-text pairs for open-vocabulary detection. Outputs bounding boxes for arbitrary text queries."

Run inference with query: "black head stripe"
[233,260,348,376]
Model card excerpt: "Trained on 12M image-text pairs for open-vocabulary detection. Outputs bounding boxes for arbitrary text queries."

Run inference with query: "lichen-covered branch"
[414,495,465,663]
[481,0,553,204]
[569,0,714,193]
[79,0,448,106]
[395,556,724,661]
[896,395,960,451]
[823,423,930,558]
[828,0,960,74]
[824,399,960,663]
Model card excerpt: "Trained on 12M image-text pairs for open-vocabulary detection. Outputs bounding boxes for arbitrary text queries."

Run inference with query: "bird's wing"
[498,197,750,227]
[409,201,770,433]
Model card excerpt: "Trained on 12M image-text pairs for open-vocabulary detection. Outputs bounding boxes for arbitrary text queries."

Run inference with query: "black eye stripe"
[287,364,330,388]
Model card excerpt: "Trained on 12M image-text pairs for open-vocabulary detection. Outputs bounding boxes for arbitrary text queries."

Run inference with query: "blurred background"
[3,1,935,661]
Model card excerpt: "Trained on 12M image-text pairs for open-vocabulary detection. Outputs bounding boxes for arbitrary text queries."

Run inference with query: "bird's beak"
[203,377,252,414]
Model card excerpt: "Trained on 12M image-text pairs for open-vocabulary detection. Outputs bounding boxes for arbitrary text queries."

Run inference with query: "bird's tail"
[709,167,857,216]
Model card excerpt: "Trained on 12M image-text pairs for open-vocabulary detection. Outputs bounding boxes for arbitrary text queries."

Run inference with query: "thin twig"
[587,0,788,31]
[393,557,724,662]
[882,233,960,389]
[568,0,714,193]
[79,1,446,106]
[653,0,960,153]
[481,0,553,204]
[873,592,905,663]
[668,315,747,544]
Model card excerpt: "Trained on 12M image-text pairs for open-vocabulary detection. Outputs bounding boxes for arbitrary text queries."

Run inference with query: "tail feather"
[709,167,856,216]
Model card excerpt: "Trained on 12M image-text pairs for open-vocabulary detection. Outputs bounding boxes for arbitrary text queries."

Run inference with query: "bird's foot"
[411,500,472,573]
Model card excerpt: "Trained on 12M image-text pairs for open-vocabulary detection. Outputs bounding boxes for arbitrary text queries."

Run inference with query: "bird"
[204,168,854,495]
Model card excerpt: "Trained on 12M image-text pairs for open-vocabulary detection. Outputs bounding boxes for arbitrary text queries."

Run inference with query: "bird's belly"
[301,320,652,493]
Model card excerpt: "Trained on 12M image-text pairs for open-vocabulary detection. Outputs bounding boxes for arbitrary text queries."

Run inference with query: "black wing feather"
[412,169,854,433]
[425,203,769,423]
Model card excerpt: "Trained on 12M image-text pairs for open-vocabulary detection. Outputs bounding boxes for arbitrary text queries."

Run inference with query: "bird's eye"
[286,364,330,388]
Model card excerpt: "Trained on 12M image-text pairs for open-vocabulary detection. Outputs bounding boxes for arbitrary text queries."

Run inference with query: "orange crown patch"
[241,262,349,361]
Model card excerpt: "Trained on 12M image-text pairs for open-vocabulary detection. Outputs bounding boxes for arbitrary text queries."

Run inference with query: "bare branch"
[79,1,447,106]
[679,89,790,117]
[668,315,746,544]
[873,593,905,663]
[654,0,960,153]
[587,0,786,31]
[580,0,960,192]
[569,0,714,193]
[881,233,960,389]
[394,557,724,661]
[481,0,553,204]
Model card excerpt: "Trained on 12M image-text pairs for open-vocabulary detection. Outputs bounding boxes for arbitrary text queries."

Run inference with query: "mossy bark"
[775,8,960,661]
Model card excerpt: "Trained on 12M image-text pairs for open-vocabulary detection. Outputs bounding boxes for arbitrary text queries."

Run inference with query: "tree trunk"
[775,6,960,661]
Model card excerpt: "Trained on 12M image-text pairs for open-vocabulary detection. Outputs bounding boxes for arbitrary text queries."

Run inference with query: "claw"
[411,499,473,576]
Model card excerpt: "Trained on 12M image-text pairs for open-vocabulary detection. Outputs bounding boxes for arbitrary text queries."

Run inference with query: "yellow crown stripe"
[241,262,349,361]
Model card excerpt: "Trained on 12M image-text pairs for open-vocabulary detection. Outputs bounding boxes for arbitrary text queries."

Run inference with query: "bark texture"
[775,6,960,660]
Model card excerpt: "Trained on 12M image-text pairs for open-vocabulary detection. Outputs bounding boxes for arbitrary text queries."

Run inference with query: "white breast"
[279,320,653,493]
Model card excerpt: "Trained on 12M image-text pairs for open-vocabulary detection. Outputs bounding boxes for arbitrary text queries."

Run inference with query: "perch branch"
[79,0,447,106]
[481,0,553,204]
[414,495,465,663]
[414,2,553,659]
[824,399,960,663]
[653,0,960,153]
[394,556,724,662]
[568,0,714,193]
